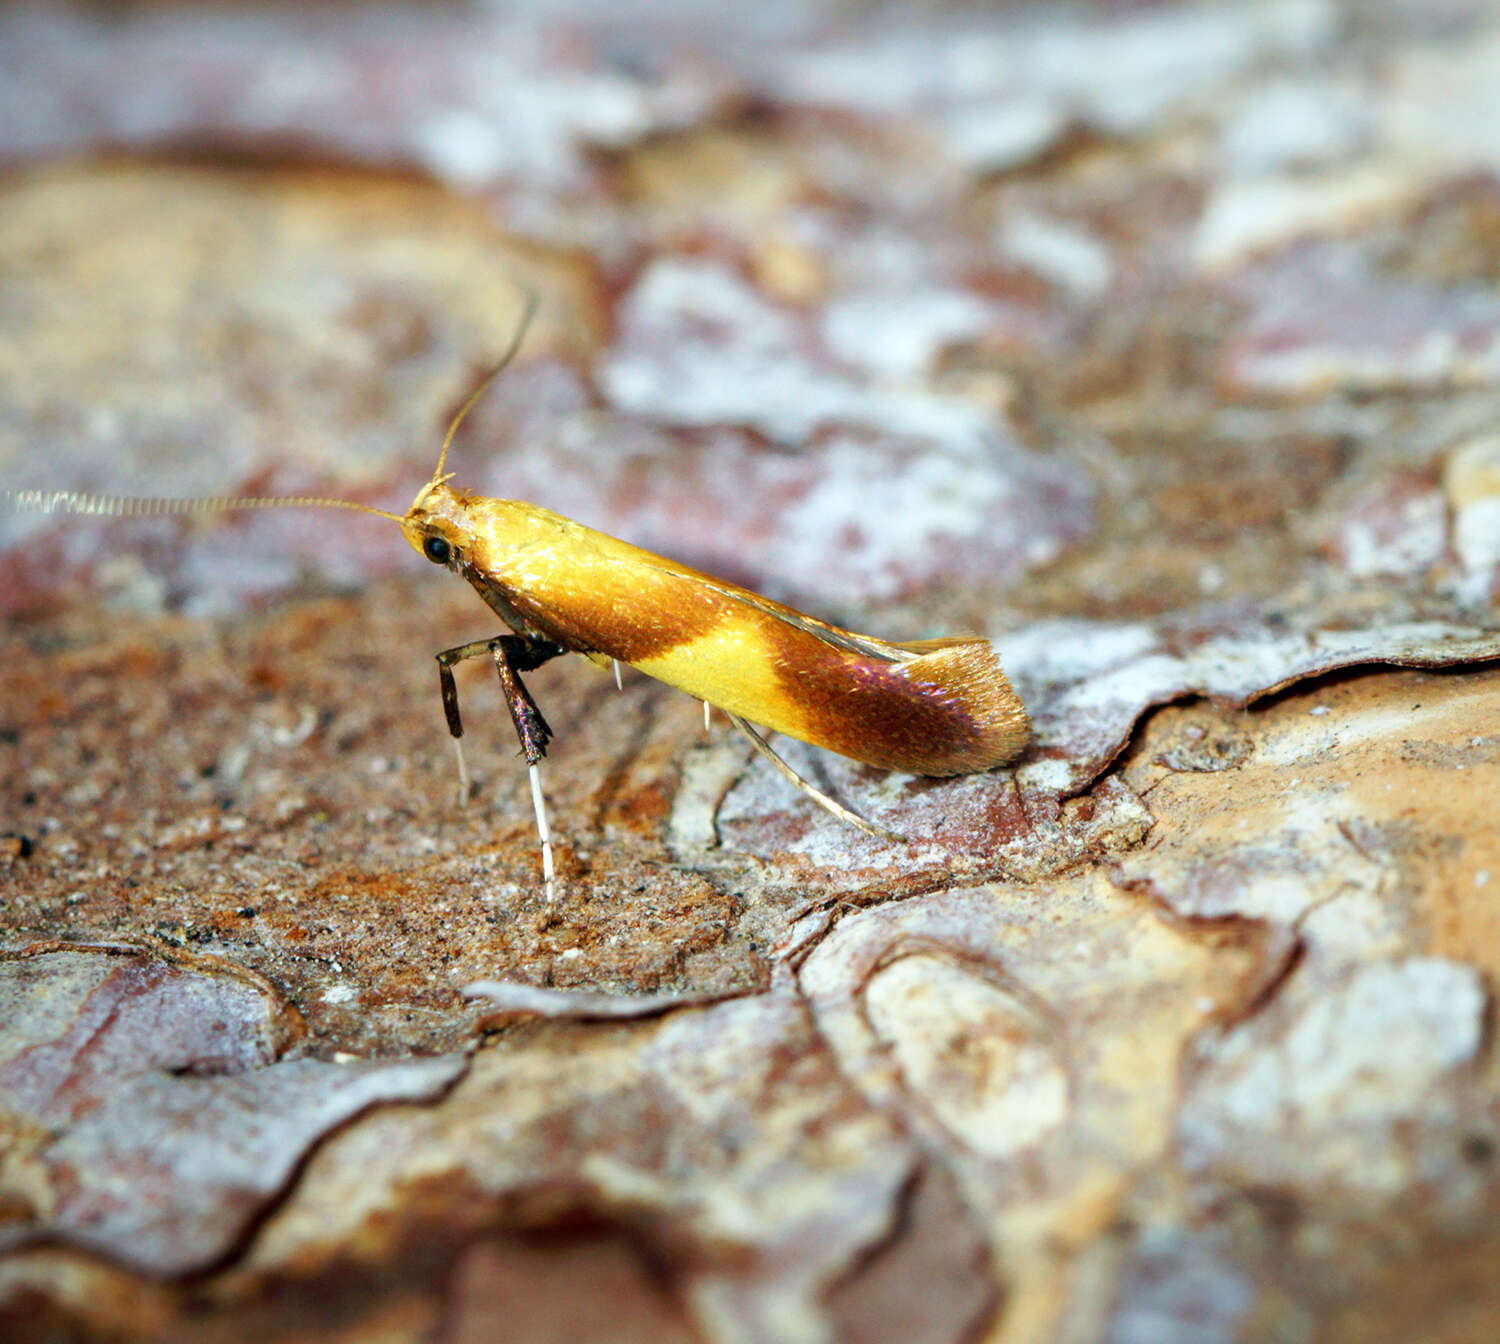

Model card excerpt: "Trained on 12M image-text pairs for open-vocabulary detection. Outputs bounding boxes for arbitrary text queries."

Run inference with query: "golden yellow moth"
[4,306,1030,893]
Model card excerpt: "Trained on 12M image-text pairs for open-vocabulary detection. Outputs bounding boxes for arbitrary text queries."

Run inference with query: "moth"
[6,304,1030,893]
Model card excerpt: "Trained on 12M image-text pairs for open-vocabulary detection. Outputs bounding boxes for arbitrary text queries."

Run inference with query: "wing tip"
[890,639,1030,775]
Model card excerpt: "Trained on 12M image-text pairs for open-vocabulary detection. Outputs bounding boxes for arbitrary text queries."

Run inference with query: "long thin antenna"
[431,290,539,484]
[4,291,543,530]
[2,489,402,522]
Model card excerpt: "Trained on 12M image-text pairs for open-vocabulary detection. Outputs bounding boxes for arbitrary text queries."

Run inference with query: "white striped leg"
[528,762,556,901]
[451,737,471,806]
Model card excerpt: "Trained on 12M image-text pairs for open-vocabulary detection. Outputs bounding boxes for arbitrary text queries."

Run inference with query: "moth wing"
[633,558,1029,772]
[889,635,984,654]
[634,560,912,662]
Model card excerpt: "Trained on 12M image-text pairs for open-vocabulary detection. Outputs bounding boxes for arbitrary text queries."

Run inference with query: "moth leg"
[487,637,565,901]
[435,636,566,895]
[724,712,907,846]
[485,636,563,765]
[436,640,498,739]
[434,636,563,758]
[528,762,554,899]
[435,639,497,805]
[451,737,471,806]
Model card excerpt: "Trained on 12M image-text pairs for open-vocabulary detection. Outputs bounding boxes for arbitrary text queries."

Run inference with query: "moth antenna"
[3,489,402,522]
[9,292,538,527]
[430,289,539,484]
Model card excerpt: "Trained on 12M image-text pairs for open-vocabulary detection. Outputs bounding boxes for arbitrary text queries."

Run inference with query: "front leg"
[435,635,565,763]
[436,635,568,898]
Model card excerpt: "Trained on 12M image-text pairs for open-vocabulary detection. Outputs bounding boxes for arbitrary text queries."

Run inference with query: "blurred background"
[4,3,1500,1341]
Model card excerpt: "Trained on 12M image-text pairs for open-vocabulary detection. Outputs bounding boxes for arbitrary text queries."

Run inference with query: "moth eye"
[423,535,452,565]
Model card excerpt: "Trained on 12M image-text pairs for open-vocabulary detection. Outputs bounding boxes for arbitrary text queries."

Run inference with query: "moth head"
[401,477,470,569]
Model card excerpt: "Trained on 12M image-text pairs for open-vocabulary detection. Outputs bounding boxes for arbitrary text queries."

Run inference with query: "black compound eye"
[423,534,452,565]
